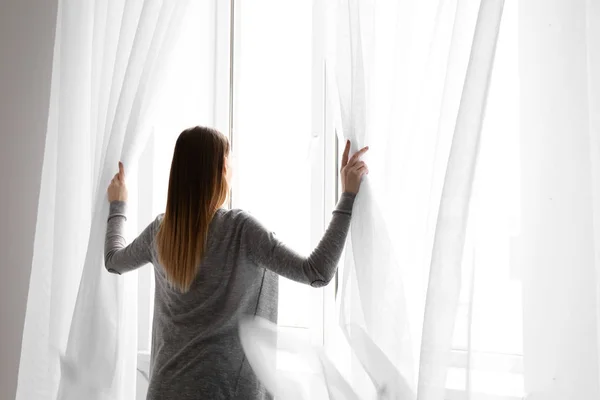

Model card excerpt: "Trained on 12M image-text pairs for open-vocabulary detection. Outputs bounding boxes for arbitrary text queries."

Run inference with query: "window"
[134,1,333,395]
[231,0,325,349]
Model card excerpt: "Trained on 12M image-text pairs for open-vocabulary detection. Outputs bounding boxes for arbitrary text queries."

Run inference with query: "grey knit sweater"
[104,193,355,400]
[104,193,354,400]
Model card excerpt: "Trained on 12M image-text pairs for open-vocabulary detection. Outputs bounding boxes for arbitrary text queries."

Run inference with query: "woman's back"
[105,194,355,399]
[147,208,278,399]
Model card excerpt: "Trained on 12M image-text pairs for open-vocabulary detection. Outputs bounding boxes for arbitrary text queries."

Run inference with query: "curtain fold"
[16,1,190,399]
[417,1,504,397]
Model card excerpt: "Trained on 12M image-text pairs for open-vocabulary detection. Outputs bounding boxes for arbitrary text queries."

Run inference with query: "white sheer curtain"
[325,0,600,399]
[326,0,505,398]
[16,1,189,399]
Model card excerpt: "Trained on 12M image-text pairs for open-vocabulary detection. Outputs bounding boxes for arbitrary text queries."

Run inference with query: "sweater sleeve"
[104,201,157,274]
[241,192,355,288]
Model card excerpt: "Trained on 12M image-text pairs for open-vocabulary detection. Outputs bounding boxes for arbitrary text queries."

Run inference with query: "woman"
[105,126,368,399]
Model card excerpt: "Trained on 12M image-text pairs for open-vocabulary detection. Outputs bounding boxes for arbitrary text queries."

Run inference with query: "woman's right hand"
[341,140,369,194]
[107,162,128,202]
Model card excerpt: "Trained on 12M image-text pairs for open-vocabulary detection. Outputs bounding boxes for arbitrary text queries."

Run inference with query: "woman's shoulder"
[215,208,266,230]
[153,213,165,225]
[215,207,248,217]
[147,213,165,236]
[150,209,262,234]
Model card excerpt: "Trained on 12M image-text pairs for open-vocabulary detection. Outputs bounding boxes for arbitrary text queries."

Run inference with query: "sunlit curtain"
[326,0,600,399]
[16,1,190,399]
[326,0,505,398]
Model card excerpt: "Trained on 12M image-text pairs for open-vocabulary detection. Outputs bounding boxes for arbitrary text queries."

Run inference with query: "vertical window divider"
[227,0,235,209]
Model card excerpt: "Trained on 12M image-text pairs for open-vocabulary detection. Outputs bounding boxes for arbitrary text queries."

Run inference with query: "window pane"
[233,0,318,331]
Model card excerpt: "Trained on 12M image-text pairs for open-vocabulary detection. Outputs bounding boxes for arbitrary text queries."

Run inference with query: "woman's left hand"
[108,162,128,202]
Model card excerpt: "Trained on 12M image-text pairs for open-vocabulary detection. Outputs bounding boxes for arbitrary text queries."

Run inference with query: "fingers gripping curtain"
[16,1,190,399]
[327,0,504,398]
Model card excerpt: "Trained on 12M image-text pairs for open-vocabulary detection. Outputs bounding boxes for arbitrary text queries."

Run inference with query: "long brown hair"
[156,126,230,292]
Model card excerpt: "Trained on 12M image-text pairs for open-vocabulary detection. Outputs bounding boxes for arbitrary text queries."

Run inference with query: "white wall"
[519,0,600,398]
[0,0,58,399]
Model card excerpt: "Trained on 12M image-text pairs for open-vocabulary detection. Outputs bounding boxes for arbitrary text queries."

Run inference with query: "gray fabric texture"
[104,192,355,400]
